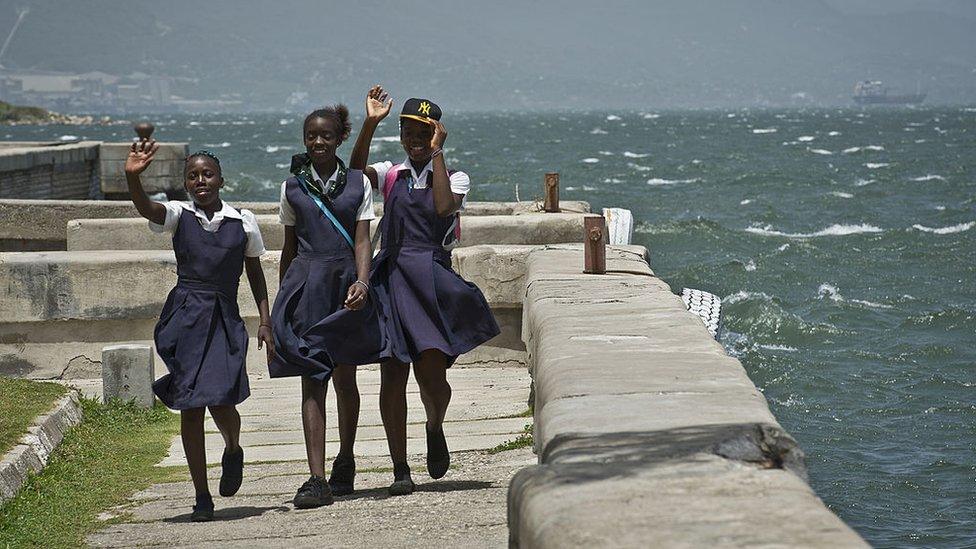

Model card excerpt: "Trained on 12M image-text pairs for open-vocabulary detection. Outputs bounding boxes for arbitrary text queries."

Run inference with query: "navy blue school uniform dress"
[369,160,500,366]
[269,162,387,382]
[150,201,266,410]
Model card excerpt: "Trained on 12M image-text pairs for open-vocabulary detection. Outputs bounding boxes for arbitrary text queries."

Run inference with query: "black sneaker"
[328,454,356,496]
[294,475,334,509]
[190,493,214,522]
[388,462,415,496]
[218,446,244,497]
[426,423,450,479]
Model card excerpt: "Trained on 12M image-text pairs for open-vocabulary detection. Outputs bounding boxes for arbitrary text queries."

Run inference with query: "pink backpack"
[384,163,461,247]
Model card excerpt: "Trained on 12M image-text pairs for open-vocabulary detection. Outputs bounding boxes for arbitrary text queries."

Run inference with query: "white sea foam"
[642,113,660,119]
[752,128,777,134]
[623,151,650,158]
[264,145,280,153]
[203,142,231,148]
[278,118,292,126]
[58,135,78,141]
[809,148,833,155]
[603,178,623,183]
[606,114,621,121]
[910,175,947,182]
[628,163,652,172]
[828,131,841,136]
[744,259,757,272]
[851,299,894,309]
[829,191,854,198]
[590,128,609,135]
[818,283,843,301]
[724,291,773,304]
[911,221,975,234]
[646,177,700,186]
[598,150,615,156]
[797,135,815,142]
[189,121,201,126]
[374,136,400,142]
[758,344,799,352]
[855,178,876,186]
[275,162,289,169]
[746,223,883,238]
[740,199,753,205]
[777,243,790,252]
[581,158,600,163]
[865,163,890,169]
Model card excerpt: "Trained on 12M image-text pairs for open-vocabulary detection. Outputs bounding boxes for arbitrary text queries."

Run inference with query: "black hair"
[185,150,222,175]
[303,104,351,141]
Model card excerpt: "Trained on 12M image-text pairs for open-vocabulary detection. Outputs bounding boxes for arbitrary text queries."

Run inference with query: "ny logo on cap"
[418,101,432,116]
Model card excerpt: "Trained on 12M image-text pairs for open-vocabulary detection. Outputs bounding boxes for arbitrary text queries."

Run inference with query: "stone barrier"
[98,143,189,198]
[65,213,587,251]
[0,199,590,251]
[506,246,867,547]
[101,344,155,407]
[0,142,101,202]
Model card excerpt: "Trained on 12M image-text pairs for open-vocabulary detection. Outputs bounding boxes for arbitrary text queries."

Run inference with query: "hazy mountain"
[1,0,973,110]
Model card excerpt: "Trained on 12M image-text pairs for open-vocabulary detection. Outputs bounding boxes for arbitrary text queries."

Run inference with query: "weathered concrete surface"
[508,246,866,548]
[65,214,587,252]
[84,366,534,548]
[102,344,155,407]
[1,199,590,251]
[0,142,100,204]
[0,246,533,379]
[0,391,83,503]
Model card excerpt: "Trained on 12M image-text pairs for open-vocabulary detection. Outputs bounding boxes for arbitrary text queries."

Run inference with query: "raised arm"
[124,140,168,224]
[429,120,464,217]
[351,85,392,187]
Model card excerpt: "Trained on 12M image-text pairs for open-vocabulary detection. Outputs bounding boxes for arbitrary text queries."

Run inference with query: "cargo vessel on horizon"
[853,80,926,105]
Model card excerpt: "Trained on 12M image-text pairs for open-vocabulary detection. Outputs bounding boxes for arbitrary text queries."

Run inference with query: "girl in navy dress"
[363,97,500,495]
[124,141,273,522]
[269,87,391,508]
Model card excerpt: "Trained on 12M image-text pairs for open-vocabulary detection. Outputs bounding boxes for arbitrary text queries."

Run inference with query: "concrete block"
[101,344,155,407]
[98,143,189,195]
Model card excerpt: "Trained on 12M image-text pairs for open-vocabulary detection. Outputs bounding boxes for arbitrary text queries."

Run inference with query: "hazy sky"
[1,0,974,110]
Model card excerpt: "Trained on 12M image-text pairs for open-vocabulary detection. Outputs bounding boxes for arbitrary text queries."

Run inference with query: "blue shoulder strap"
[297,177,354,248]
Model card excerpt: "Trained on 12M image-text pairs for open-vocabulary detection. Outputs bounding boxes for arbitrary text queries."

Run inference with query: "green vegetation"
[0,100,52,123]
[0,398,180,548]
[0,377,67,455]
[487,423,533,454]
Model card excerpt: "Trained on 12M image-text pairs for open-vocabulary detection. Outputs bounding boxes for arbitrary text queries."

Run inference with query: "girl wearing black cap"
[361,97,500,495]
[268,87,392,508]
[124,141,272,522]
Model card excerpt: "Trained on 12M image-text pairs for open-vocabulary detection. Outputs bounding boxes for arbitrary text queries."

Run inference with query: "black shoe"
[190,493,214,522]
[294,475,334,509]
[218,446,244,497]
[328,454,356,496]
[426,423,450,479]
[388,462,415,496]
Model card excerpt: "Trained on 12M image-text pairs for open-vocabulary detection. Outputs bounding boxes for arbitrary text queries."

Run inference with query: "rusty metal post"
[584,214,606,274]
[543,172,560,212]
[134,121,155,141]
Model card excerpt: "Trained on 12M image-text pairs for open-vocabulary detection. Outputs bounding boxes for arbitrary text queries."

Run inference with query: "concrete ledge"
[508,246,866,547]
[98,143,188,196]
[0,245,544,378]
[0,391,83,504]
[1,199,590,251]
[65,213,587,251]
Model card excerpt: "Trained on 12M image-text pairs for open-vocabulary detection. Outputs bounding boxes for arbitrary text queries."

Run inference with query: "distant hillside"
[0,0,974,110]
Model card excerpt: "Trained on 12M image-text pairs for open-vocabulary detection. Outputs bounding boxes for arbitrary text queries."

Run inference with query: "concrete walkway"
[85,366,534,548]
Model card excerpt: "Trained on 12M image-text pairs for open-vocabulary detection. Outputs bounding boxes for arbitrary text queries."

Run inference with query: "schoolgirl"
[124,141,272,521]
[269,87,391,508]
[362,97,500,494]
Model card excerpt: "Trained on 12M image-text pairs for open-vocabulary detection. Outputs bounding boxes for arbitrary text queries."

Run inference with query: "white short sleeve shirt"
[369,159,470,208]
[149,200,266,257]
[279,165,376,226]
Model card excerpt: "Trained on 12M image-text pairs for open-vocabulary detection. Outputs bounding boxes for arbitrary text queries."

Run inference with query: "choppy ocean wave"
[911,221,974,234]
[745,223,883,238]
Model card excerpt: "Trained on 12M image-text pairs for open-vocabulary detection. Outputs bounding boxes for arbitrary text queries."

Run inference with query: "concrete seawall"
[65,213,587,251]
[0,199,589,251]
[507,245,866,547]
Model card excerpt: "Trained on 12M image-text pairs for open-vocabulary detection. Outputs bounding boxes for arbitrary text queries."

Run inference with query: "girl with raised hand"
[362,98,500,495]
[124,141,272,522]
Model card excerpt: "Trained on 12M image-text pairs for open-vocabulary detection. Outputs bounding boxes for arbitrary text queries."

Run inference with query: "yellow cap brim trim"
[399,114,434,124]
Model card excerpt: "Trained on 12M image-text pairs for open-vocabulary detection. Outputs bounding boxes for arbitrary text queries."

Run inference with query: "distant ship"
[853,81,926,105]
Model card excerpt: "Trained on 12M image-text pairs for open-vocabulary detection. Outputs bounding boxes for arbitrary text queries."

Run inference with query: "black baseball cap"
[400,98,441,124]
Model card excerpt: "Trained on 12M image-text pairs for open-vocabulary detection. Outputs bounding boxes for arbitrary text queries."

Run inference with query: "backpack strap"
[382,163,402,202]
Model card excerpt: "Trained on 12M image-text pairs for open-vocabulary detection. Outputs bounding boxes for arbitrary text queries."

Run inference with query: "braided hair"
[184,150,222,175]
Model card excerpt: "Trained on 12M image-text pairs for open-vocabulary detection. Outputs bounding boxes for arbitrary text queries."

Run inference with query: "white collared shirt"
[278,165,376,226]
[369,159,470,208]
[149,200,266,257]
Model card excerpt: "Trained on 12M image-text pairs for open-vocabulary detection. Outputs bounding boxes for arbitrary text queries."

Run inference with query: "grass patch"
[487,423,533,454]
[0,397,179,548]
[0,377,67,456]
